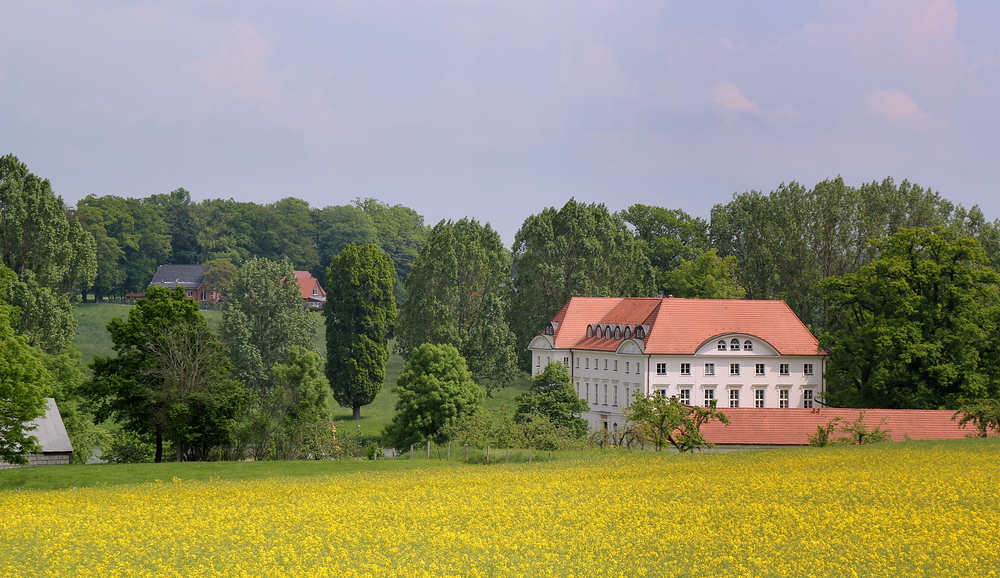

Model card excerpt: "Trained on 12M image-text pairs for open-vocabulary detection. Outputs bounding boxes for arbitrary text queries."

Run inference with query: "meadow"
[2,438,998,577]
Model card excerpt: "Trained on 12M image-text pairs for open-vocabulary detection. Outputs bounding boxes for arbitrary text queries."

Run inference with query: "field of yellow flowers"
[1,439,998,577]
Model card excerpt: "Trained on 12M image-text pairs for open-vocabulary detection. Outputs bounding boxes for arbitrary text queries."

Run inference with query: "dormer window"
[730,338,740,351]
[586,326,594,338]
[635,327,645,339]
[545,323,555,336]
[312,289,318,295]
[614,326,622,340]
[605,325,613,339]
[743,340,752,351]
[623,327,632,340]
[718,340,727,351]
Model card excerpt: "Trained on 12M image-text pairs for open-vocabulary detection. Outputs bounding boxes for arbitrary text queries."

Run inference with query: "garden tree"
[147,188,200,264]
[220,258,316,399]
[76,194,170,300]
[192,198,258,264]
[354,197,429,300]
[621,204,709,290]
[262,197,320,272]
[324,243,397,419]
[383,343,483,448]
[953,400,1000,438]
[821,227,1000,409]
[201,258,238,298]
[246,346,333,460]
[0,266,52,464]
[42,346,111,464]
[0,154,96,352]
[514,362,588,439]
[83,286,252,462]
[396,218,519,395]
[624,392,730,452]
[661,248,745,299]
[710,177,960,328]
[311,204,379,283]
[510,199,655,369]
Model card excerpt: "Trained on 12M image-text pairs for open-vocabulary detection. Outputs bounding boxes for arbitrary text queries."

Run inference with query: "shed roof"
[698,408,970,446]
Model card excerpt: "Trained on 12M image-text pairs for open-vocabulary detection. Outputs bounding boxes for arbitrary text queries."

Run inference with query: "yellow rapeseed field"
[1,441,998,577]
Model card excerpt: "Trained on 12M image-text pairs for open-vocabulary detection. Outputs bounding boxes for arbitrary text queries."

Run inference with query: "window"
[312,288,318,295]
[614,359,619,371]
[635,327,645,339]
[563,357,569,367]
[703,389,715,407]
[804,364,814,376]
[546,356,551,366]
[718,340,727,351]
[730,338,740,351]
[575,381,580,395]
[636,363,641,374]
[744,340,753,351]
[755,363,765,376]
[587,326,594,338]
[729,389,740,408]
[656,363,667,375]
[585,358,590,369]
[200,291,207,301]
[779,389,789,408]
[779,363,789,376]
[730,363,740,376]
[576,357,580,368]
[623,327,631,339]
[625,362,630,374]
[680,363,691,376]
[704,363,715,376]
[754,389,765,408]
[655,388,667,397]
[625,387,631,407]
[536,356,541,367]
[803,389,814,408]
[615,326,622,340]
[614,385,619,406]
[603,384,608,405]
[187,291,193,297]
[604,359,608,370]
[678,389,690,405]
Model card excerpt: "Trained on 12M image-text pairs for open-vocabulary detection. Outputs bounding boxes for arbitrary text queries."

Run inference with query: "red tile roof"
[548,297,824,355]
[699,408,972,446]
[293,271,325,300]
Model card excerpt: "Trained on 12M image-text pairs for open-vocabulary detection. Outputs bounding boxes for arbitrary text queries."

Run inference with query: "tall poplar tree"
[396,218,518,395]
[324,243,396,419]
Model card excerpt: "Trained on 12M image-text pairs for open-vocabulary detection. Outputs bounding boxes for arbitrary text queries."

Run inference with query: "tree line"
[5,153,1000,465]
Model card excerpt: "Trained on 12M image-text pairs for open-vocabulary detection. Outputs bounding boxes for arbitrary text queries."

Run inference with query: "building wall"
[531,341,826,430]
[0,453,73,469]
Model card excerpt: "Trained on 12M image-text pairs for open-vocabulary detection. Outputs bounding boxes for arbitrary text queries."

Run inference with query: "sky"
[4,0,1000,244]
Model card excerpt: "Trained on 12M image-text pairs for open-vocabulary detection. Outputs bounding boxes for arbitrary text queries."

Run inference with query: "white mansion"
[527,297,829,430]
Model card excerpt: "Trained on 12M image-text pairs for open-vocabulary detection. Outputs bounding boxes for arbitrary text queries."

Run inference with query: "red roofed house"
[294,271,326,308]
[527,297,829,431]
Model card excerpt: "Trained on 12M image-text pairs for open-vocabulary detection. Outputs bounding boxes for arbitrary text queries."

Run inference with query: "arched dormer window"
[635,327,645,339]
[586,325,594,338]
[545,323,555,336]
[596,325,603,338]
[605,325,613,339]
[623,327,632,340]
[730,338,740,351]
[743,340,753,351]
[718,340,726,351]
[615,326,622,340]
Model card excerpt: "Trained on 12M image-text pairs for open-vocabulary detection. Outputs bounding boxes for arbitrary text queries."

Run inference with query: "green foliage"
[1,154,96,352]
[312,204,379,283]
[953,399,1000,438]
[514,362,588,439]
[83,285,252,462]
[624,392,730,452]
[661,248,745,299]
[621,204,709,291]
[220,258,316,399]
[822,227,1000,409]
[325,244,397,419]
[0,267,51,464]
[384,343,483,449]
[354,197,430,301]
[397,218,519,395]
[510,199,655,369]
[103,430,155,464]
[439,406,588,451]
[810,411,893,446]
[41,345,112,464]
[202,258,238,297]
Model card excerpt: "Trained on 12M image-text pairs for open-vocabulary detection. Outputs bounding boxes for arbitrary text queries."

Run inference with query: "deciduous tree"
[325,243,396,419]
[661,248,745,299]
[624,392,729,452]
[514,362,588,439]
[822,227,1000,409]
[383,343,483,448]
[396,218,518,395]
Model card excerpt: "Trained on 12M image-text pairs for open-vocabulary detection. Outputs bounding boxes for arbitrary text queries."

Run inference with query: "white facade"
[528,297,828,430]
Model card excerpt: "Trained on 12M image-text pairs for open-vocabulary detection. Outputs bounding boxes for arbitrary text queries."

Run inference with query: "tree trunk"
[155,430,163,463]
[353,405,362,420]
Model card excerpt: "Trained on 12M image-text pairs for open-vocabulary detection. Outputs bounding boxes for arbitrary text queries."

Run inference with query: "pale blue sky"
[4,1,1000,243]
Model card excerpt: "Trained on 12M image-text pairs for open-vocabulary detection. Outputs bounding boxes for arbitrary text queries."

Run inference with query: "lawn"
[72,303,531,437]
[2,438,998,577]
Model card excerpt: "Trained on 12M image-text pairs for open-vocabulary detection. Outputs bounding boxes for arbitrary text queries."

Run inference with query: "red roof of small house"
[698,408,972,446]
[293,271,326,300]
[548,297,824,355]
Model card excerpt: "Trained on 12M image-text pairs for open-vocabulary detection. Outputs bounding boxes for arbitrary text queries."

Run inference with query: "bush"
[103,431,155,464]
